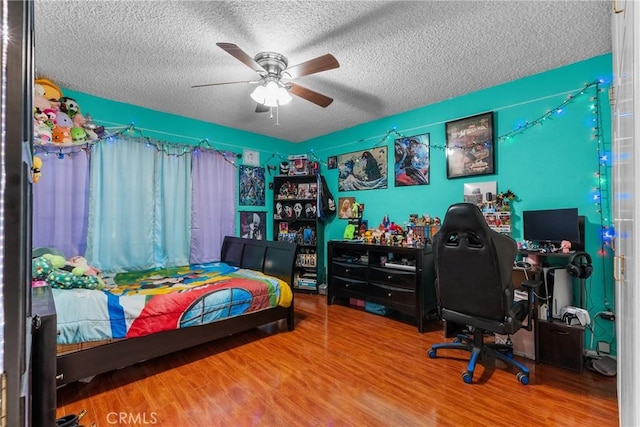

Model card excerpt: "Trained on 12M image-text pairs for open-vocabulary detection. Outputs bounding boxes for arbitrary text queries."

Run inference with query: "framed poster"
[445,112,495,179]
[240,211,266,240]
[394,133,430,186]
[239,165,265,206]
[243,149,260,166]
[337,147,388,191]
[338,197,356,219]
[327,155,337,169]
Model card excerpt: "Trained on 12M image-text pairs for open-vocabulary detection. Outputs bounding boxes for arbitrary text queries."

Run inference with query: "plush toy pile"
[32,253,105,290]
[33,78,105,146]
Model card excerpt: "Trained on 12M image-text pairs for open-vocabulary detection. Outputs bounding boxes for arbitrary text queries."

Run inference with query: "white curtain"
[85,137,192,272]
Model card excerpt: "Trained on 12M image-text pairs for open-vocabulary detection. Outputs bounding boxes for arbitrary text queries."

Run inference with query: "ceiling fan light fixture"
[250,80,292,106]
[277,86,292,105]
[250,84,266,104]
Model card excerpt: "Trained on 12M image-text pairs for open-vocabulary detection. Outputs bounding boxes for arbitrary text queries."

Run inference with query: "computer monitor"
[523,208,581,246]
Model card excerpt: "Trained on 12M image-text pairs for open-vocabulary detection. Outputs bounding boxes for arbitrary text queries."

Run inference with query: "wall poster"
[337,147,388,191]
[445,112,495,179]
[394,133,430,186]
[240,211,266,240]
[239,165,265,206]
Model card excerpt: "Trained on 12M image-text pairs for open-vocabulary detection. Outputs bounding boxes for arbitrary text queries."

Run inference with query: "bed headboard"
[220,236,297,286]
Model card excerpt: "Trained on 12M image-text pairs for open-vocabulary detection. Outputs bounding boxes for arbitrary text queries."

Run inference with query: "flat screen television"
[523,208,581,245]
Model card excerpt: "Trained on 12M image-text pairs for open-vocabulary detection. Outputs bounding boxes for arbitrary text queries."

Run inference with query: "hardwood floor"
[57,294,618,426]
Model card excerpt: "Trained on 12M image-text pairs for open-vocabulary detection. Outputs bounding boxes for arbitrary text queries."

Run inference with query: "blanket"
[53,262,292,345]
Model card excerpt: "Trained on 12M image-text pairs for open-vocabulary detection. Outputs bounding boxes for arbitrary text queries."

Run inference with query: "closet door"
[611,1,640,425]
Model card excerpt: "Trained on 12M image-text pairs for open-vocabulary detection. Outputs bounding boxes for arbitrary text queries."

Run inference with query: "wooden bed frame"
[32,236,297,425]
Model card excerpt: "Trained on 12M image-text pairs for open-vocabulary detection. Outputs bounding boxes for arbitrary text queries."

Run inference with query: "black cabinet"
[273,174,324,292]
[536,319,585,372]
[31,285,57,426]
[327,241,436,332]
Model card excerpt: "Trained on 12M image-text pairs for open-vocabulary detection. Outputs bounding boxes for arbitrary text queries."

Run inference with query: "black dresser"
[327,241,436,332]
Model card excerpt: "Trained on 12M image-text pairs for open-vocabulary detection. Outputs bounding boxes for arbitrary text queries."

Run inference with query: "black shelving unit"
[273,174,325,293]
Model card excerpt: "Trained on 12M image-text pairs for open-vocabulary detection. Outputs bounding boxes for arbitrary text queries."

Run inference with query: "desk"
[518,250,587,308]
[519,250,588,372]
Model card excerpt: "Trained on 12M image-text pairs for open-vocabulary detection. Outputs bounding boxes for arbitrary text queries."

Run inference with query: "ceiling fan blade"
[216,42,265,73]
[255,103,270,113]
[285,54,339,79]
[288,83,333,108]
[191,80,258,88]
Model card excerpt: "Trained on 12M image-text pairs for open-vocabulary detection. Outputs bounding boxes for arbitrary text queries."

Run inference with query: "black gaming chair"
[427,203,540,385]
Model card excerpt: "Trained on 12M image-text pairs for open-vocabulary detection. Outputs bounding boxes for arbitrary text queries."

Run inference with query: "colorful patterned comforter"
[53,262,293,345]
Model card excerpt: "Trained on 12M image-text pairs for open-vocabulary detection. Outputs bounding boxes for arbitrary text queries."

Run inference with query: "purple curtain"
[190,150,236,263]
[33,150,89,258]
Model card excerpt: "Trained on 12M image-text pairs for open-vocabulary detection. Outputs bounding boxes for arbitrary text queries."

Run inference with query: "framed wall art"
[338,197,356,219]
[463,181,497,207]
[445,112,495,179]
[337,147,388,191]
[327,155,337,169]
[239,165,265,206]
[240,211,266,240]
[394,133,430,186]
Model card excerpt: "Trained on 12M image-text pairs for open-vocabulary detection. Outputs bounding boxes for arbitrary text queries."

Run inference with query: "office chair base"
[428,330,530,385]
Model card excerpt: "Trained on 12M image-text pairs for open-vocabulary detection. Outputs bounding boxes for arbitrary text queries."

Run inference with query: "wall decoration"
[327,156,337,169]
[243,149,260,166]
[394,133,430,186]
[445,112,494,179]
[463,181,497,207]
[338,197,356,219]
[240,211,266,240]
[239,165,265,206]
[337,147,388,191]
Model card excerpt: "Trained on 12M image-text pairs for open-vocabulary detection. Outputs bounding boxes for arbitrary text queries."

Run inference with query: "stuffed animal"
[35,78,62,101]
[55,111,74,128]
[41,253,66,269]
[32,156,42,183]
[68,256,101,276]
[51,126,72,144]
[561,240,572,254]
[34,84,55,111]
[70,127,87,144]
[59,96,80,118]
[33,111,52,144]
[32,256,53,280]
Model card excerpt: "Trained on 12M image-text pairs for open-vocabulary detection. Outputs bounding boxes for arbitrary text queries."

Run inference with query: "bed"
[31,236,297,425]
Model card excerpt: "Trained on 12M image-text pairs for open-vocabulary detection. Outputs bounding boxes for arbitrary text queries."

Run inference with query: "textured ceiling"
[33,0,612,143]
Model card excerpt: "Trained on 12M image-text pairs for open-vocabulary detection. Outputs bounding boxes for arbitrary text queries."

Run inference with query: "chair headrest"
[438,203,491,238]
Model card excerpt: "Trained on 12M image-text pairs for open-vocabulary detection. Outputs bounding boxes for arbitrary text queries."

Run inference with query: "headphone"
[566,251,593,279]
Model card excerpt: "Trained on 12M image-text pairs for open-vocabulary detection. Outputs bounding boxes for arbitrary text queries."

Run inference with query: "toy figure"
[352,201,360,218]
[561,240,572,253]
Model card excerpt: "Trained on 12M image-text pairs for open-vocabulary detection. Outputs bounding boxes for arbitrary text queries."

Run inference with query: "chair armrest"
[516,280,542,332]
[518,279,542,291]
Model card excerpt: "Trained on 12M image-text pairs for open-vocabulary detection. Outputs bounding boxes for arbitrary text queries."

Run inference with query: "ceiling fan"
[192,43,339,112]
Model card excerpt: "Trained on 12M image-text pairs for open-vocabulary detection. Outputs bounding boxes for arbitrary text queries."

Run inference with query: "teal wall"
[302,53,615,352]
[62,53,615,352]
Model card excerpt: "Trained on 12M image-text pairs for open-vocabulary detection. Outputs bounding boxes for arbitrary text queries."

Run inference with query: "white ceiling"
[33,0,612,143]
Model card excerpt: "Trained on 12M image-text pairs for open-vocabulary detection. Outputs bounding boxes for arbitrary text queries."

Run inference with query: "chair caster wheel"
[427,349,437,358]
[516,372,529,385]
[453,337,462,343]
[462,371,473,384]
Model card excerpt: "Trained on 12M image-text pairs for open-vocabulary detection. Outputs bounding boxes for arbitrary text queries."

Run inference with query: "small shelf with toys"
[481,190,516,235]
[272,156,325,293]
